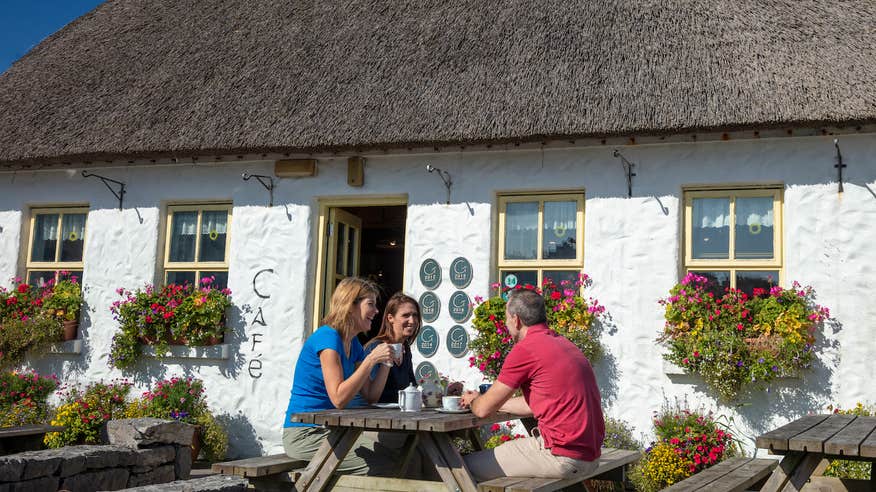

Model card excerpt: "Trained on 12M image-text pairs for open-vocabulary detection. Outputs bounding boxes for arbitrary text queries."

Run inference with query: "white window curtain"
[35,214,59,241]
[61,214,86,241]
[735,197,773,227]
[200,211,228,235]
[170,211,198,262]
[694,198,730,228]
[505,202,538,259]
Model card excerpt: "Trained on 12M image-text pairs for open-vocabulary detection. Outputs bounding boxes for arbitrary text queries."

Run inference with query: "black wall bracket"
[426,164,453,204]
[834,139,846,193]
[612,150,637,198]
[81,171,125,210]
[242,172,274,206]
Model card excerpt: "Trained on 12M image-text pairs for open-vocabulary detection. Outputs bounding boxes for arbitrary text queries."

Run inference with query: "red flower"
[550,291,562,300]
[17,284,29,293]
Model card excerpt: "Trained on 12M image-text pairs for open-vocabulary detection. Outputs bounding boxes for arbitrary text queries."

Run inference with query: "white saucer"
[435,408,471,414]
[373,403,399,409]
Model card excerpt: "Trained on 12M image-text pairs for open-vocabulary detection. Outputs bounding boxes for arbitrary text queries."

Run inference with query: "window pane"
[199,271,229,290]
[31,214,59,262]
[736,271,779,296]
[166,270,196,286]
[169,211,197,262]
[691,198,729,259]
[60,213,86,262]
[735,197,774,259]
[543,201,577,260]
[198,210,228,262]
[690,271,730,299]
[28,271,56,287]
[499,271,538,299]
[346,227,356,275]
[543,270,580,290]
[336,222,346,273]
[504,202,538,260]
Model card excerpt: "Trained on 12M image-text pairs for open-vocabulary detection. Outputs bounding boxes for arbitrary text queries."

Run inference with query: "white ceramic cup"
[442,396,462,411]
[385,343,403,366]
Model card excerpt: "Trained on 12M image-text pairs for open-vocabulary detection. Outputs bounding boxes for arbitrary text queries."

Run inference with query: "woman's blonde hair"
[366,292,421,349]
[322,277,380,341]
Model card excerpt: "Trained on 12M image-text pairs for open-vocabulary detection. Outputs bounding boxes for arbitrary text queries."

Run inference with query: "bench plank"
[709,458,777,492]
[789,414,856,453]
[824,416,876,456]
[0,424,64,438]
[755,415,828,452]
[211,454,307,478]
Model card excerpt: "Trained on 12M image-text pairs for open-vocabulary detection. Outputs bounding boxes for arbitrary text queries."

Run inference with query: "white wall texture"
[1,133,874,457]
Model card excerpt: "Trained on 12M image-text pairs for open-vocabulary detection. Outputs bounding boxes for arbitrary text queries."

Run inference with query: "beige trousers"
[283,426,403,476]
[463,436,599,483]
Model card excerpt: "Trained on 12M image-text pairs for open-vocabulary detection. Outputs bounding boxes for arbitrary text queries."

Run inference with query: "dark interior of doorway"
[339,205,407,343]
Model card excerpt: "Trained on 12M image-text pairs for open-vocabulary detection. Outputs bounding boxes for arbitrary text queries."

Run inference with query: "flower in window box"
[658,274,830,401]
[469,273,606,380]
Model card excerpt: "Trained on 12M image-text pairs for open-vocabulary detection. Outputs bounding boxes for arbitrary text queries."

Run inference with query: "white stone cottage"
[0,1,874,456]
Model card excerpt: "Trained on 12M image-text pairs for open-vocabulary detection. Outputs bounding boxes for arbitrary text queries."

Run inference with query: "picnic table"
[289,408,640,492]
[755,413,876,491]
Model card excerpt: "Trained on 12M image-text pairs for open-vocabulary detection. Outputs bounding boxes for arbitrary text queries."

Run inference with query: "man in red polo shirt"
[461,288,604,481]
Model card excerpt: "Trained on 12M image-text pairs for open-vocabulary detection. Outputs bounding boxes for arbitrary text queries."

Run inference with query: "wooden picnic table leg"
[396,432,420,478]
[418,431,465,492]
[431,432,479,492]
[295,427,363,492]
[758,452,827,492]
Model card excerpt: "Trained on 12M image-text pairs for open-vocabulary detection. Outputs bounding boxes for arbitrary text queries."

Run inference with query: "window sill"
[45,340,83,355]
[141,344,230,361]
[663,360,801,380]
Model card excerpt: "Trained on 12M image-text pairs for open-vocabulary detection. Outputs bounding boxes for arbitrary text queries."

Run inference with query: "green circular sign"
[416,325,439,358]
[415,361,438,382]
[419,292,440,323]
[448,291,472,323]
[450,257,473,289]
[446,325,469,358]
[419,259,441,290]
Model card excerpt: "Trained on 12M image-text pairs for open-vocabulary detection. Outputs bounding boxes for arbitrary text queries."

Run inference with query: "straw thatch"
[1,0,874,165]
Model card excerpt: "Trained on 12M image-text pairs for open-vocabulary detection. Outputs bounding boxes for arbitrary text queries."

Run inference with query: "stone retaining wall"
[0,419,194,492]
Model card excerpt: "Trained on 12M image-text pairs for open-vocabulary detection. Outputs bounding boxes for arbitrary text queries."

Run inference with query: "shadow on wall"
[218,412,264,459]
[593,313,620,407]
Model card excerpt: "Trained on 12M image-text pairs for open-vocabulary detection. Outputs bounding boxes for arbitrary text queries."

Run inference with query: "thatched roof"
[1,0,875,165]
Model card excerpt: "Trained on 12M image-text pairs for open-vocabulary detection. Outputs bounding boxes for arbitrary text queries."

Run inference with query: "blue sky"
[1,0,105,73]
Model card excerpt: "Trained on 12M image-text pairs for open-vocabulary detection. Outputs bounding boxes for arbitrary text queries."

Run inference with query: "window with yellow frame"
[497,192,584,291]
[163,204,232,289]
[683,187,783,297]
[26,207,88,285]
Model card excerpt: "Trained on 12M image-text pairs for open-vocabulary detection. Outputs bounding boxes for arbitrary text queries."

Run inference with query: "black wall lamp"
[242,172,274,206]
[426,164,453,205]
[81,170,125,210]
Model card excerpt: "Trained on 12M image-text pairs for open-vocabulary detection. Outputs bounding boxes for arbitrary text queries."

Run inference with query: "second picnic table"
[289,407,514,492]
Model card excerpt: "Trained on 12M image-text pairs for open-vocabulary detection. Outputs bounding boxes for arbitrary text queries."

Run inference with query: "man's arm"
[498,396,532,416]
[461,381,521,418]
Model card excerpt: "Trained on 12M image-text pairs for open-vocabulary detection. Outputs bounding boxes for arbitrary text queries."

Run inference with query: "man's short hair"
[506,289,547,326]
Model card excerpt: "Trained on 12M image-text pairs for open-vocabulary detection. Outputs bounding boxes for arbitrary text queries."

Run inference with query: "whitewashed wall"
[0,133,874,456]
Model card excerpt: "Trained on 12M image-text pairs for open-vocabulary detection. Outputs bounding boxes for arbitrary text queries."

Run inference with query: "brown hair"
[367,292,421,349]
[321,277,380,341]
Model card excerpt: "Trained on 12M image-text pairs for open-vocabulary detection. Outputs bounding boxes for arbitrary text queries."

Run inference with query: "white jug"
[397,383,423,412]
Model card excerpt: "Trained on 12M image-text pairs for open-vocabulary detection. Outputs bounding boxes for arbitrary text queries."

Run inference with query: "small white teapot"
[397,383,423,412]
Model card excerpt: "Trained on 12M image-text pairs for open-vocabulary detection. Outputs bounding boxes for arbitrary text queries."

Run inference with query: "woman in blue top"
[282,277,396,475]
[363,292,421,403]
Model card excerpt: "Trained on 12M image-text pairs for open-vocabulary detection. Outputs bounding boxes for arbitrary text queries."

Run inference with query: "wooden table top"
[290,407,517,432]
[755,414,876,458]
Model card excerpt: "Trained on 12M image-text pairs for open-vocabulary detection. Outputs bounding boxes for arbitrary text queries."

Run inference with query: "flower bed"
[629,401,738,491]
[110,277,232,370]
[658,273,830,402]
[469,274,605,380]
[45,379,132,447]
[0,371,58,427]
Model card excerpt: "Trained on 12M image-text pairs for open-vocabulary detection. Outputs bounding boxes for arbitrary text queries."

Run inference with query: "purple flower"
[771,366,779,372]
[736,361,744,367]
[758,358,765,364]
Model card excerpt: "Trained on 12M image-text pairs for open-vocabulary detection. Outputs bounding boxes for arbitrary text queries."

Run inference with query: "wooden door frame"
[310,195,408,333]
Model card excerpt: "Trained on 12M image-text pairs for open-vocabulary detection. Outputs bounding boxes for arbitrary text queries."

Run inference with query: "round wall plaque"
[446,325,469,358]
[419,258,442,290]
[450,257,473,289]
[416,325,439,358]
[419,292,440,323]
[448,291,472,323]
[415,361,438,382]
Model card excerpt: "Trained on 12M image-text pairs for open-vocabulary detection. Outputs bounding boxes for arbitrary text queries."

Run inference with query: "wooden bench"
[212,453,307,478]
[0,424,64,456]
[477,447,641,492]
[663,457,778,492]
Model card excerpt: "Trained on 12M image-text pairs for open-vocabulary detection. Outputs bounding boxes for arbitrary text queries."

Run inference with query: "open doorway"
[314,201,407,342]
